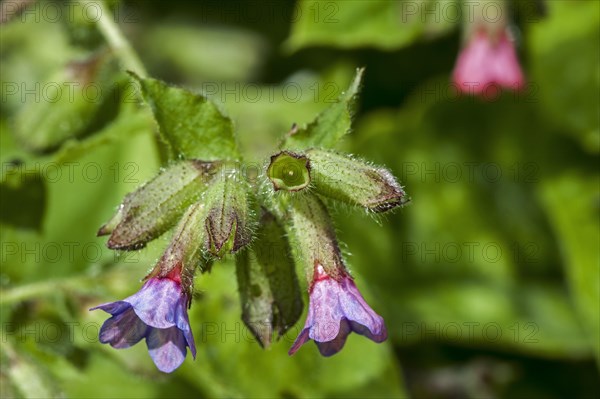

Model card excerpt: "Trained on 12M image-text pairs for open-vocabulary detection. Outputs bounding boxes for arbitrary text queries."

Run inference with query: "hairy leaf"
[130,72,239,160]
[282,68,363,150]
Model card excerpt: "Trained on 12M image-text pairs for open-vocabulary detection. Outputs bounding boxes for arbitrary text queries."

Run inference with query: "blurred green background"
[1,0,598,398]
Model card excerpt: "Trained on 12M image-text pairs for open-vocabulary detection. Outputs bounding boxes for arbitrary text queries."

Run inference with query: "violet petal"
[90,300,131,316]
[339,278,386,342]
[288,328,311,356]
[173,297,196,358]
[146,327,187,373]
[315,319,352,357]
[98,307,149,348]
[308,278,344,343]
[125,278,181,329]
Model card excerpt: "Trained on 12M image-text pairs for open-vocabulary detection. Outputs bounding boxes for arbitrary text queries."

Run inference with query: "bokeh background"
[1,0,599,398]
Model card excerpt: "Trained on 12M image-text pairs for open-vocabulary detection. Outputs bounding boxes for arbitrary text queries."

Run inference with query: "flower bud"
[267,151,311,192]
[99,160,219,250]
[306,149,408,212]
[203,166,253,257]
[235,210,302,347]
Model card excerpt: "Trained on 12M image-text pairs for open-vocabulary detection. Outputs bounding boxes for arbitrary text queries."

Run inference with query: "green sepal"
[235,210,303,347]
[99,160,219,250]
[145,201,209,298]
[307,148,409,212]
[202,165,254,257]
[285,193,346,281]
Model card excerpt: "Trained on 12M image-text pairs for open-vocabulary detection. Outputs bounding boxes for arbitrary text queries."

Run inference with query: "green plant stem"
[86,0,148,77]
[0,276,92,306]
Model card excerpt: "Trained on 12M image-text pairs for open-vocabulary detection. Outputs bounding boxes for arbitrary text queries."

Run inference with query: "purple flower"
[90,276,196,373]
[453,29,524,97]
[289,264,387,356]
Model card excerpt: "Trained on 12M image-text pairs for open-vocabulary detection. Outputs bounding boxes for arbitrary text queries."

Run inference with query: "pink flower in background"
[453,29,525,96]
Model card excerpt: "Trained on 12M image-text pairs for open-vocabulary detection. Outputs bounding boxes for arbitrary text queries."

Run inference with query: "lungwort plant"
[92,68,409,373]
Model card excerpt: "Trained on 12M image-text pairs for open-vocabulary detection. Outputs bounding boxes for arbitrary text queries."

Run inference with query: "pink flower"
[289,264,387,356]
[453,29,524,96]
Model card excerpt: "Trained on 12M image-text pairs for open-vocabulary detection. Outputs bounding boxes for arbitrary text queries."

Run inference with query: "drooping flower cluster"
[453,28,524,95]
[452,0,525,98]
[91,70,408,373]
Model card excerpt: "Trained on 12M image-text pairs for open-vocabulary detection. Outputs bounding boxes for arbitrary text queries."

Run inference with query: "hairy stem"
[87,0,148,77]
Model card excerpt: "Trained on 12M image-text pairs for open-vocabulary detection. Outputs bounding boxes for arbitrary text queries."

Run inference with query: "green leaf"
[0,10,79,116]
[529,0,600,153]
[385,281,592,358]
[62,351,173,398]
[129,72,240,160]
[539,173,600,363]
[10,114,161,282]
[0,166,45,231]
[282,68,363,150]
[52,106,155,165]
[285,0,458,52]
[235,210,303,347]
[13,54,122,153]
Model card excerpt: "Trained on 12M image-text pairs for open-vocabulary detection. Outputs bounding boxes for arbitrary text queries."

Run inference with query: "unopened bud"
[307,149,408,212]
[203,166,253,257]
[99,160,219,250]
